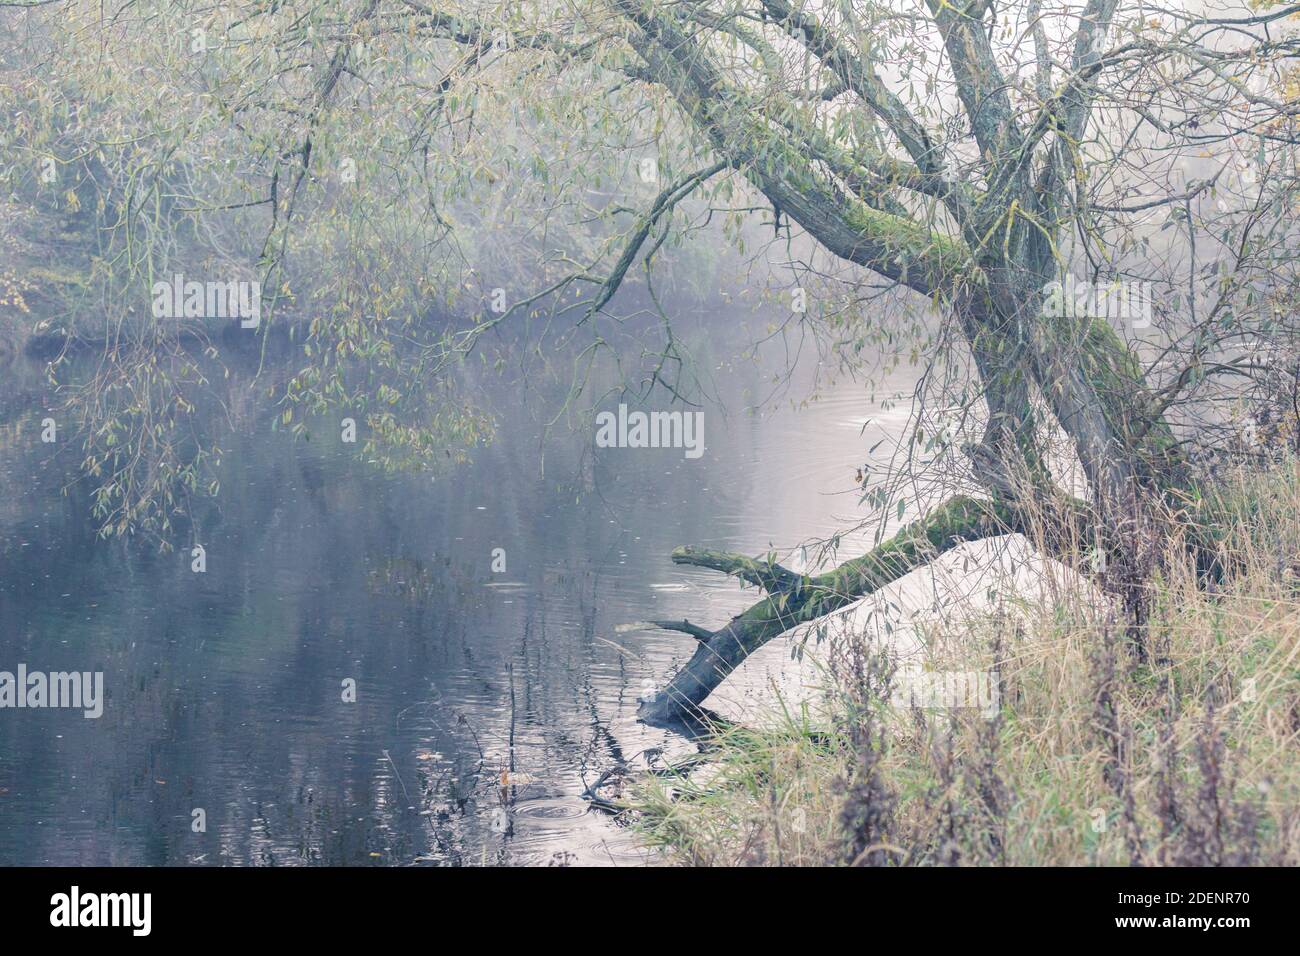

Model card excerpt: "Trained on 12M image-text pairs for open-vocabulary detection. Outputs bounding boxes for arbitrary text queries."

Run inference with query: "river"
[0,313,929,865]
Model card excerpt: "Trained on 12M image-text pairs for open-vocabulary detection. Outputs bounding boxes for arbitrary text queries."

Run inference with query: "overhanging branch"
[671,546,804,595]
[639,495,1023,726]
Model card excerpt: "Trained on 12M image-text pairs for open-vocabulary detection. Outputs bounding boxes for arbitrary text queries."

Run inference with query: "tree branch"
[646,620,714,643]
[639,495,1022,725]
[670,546,804,595]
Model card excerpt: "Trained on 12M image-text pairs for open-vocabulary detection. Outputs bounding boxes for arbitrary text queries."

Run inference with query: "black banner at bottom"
[0,865,1287,942]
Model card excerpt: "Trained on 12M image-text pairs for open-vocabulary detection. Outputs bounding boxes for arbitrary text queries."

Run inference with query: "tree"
[6,0,1300,722]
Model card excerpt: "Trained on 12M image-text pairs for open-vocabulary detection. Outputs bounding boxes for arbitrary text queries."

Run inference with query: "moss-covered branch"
[639,495,1021,725]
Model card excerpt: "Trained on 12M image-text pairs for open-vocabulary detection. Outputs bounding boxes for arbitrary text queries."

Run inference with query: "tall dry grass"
[633,463,1300,865]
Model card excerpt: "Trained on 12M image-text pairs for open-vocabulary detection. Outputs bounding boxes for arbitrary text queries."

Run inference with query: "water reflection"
[0,339,919,865]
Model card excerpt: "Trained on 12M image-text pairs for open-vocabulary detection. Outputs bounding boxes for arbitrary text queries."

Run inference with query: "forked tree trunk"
[610,1,1197,726]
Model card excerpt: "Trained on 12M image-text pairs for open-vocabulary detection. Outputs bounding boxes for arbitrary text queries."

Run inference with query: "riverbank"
[629,462,1300,866]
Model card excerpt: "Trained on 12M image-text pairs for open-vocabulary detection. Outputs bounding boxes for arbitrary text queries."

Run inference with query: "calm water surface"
[0,330,920,865]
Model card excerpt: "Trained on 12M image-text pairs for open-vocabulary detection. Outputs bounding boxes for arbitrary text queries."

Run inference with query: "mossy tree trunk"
[612,0,1204,722]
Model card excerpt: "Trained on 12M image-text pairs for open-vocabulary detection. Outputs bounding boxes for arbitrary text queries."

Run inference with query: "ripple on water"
[482,795,654,866]
[512,798,589,821]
